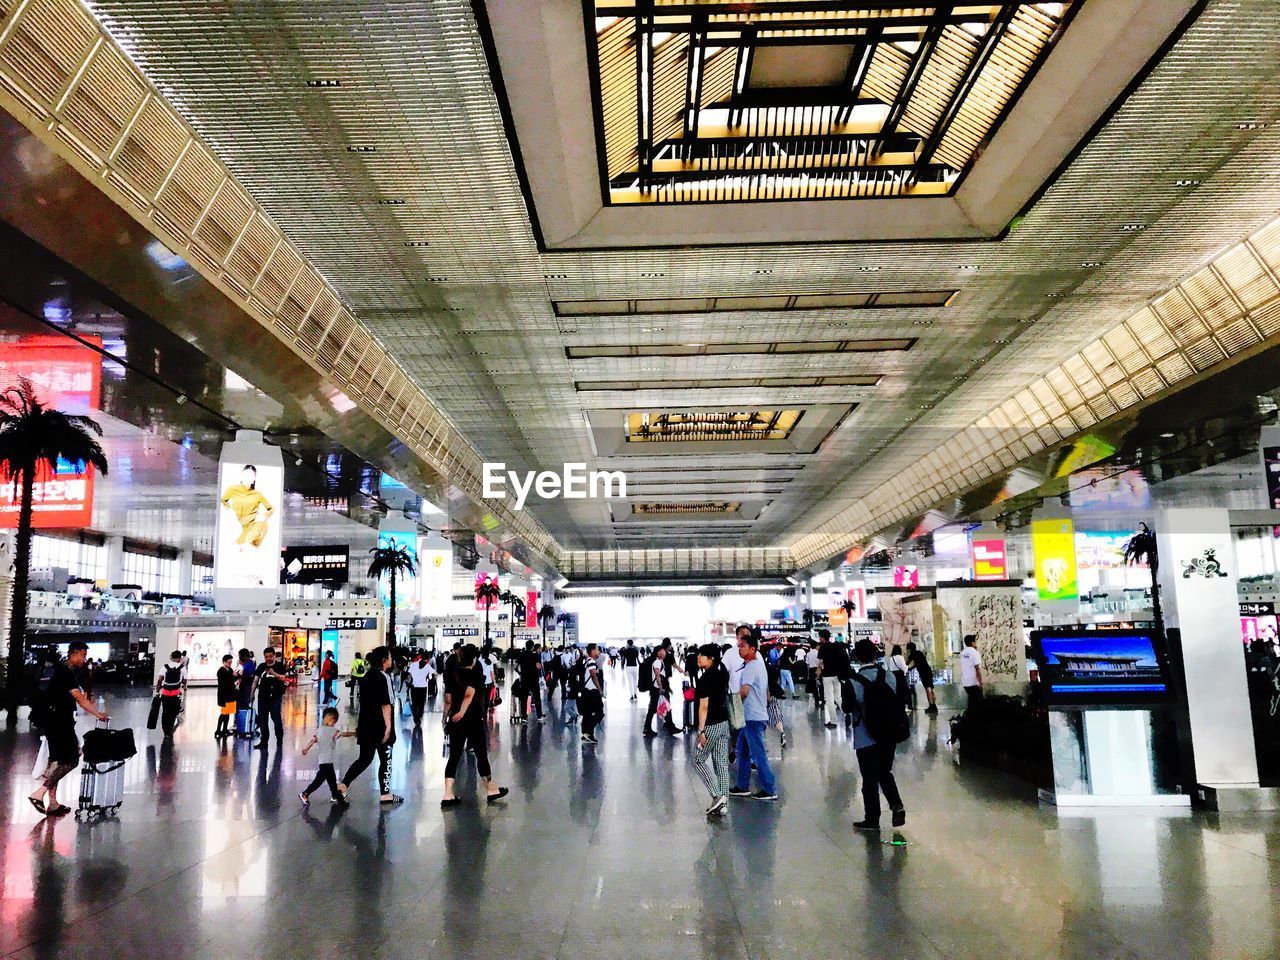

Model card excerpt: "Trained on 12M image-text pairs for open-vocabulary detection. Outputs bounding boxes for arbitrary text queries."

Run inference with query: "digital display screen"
[1032,630,1172,705]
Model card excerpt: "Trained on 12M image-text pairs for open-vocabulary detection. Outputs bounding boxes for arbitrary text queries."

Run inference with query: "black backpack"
[568,658,586,697]
[28,661,57,730]
[637,655,655,693]
[850,667,910,745]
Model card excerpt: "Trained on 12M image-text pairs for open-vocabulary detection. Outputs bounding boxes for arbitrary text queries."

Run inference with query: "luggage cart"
[76,720,135,820]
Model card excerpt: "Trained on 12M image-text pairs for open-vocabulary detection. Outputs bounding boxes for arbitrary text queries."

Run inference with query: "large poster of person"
[215,460,283,589]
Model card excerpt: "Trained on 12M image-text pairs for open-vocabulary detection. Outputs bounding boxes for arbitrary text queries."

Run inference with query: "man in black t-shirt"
[621,639,641,701]
[29,641,108,817]
[517,641,544,723]
[253,646,289,749]
[815,630,850,728]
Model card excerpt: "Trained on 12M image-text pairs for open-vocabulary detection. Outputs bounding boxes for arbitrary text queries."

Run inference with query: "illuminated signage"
[326,617,378,631]
[418,543,453,612]
[893,566,919,589]
[1032,517,1078,602]
[0,337,101,530]
[215,455,283,592]
[971,538,1007,580]
[376,529,417,610]
[280,545,349,584]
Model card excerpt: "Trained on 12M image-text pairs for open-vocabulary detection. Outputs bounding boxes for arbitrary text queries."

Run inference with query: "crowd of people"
[27,626,988,831]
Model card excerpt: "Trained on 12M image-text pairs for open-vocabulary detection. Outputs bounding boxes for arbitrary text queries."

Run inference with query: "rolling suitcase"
[77,720,131,820]
[236,706,255,738]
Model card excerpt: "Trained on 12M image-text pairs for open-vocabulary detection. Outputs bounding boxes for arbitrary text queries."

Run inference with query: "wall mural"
[966,591,1023,682]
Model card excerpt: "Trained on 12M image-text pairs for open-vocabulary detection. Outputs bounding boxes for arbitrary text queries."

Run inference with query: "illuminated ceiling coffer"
[590,1,1075,204]
[625,410,802,443]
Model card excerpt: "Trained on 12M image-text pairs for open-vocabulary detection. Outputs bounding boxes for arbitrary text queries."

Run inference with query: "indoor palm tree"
[538,602,556,646]
[556,610,573,645]
[839,598,859,641]
[476,577,501,647]
[1123,522,1163,636]
[368,542,416,645]
[0,379,108,718]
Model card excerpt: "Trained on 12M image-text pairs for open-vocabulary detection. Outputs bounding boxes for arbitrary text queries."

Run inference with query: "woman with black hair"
[442,644,509,808]
[337,646,403,806]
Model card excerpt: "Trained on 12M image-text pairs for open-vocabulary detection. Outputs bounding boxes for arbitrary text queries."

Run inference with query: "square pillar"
[1155,508,1258,789]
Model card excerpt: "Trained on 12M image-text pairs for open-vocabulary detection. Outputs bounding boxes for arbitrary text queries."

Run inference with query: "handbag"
[656,695,671,719]
[682,685,695,703]
[727,689,745,732]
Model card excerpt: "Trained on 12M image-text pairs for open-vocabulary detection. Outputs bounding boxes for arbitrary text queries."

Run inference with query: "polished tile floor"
[0,669,1277,960]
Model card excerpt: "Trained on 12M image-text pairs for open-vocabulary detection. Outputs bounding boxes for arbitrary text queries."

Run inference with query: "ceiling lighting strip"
[0,0,558,561]
[789,212,1280,568]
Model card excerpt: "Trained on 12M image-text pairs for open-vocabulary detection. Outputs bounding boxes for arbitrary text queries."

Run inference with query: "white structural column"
[105,536,125,586]
[1155,508,1258,788]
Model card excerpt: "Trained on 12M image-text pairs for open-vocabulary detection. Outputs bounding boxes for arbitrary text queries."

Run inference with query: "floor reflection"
[0,680,1276,959]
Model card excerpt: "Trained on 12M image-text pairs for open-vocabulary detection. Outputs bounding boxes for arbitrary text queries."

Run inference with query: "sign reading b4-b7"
[0,337,101,530]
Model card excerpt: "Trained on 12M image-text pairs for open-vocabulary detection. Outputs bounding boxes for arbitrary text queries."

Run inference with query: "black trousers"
[444,722,491,779]
[580,690,604,736]
[855,742,903,823]
[257,697,283,745]
[965,685,984,709]
[519,677,543,718]
[303,762,338,798]
[410,686,427,723]
[322,678,335,703]
[644,689,676,733]
[343,739,392,795]
[160,695,182,735]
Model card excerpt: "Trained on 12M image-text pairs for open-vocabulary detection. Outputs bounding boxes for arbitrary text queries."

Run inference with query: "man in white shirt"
[406,651,435,726]
[959,634,984,709]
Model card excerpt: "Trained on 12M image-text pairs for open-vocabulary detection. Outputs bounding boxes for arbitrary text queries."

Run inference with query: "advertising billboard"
[215,458,283,590]
[1074,531,1140,570]
[0,336,102,529]
[376,529,418,610]
[475,568,500,611]
[1032,517,1078,602]
[176,629,246,683]
[971,538,1007,580]
[893,566,919,589]
[280,545,350,584]
[418,542,453,613]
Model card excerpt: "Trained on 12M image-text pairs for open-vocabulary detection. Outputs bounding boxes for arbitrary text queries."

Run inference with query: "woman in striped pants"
[693,643,733,818]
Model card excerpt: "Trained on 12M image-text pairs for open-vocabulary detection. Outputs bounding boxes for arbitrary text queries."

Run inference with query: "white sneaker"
[706,795,728,816]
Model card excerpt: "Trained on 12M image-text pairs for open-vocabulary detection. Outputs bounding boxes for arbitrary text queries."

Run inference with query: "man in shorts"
[29,640,109,816]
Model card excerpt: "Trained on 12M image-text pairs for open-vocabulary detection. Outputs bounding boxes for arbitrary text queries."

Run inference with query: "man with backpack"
[155,650,187,739]
[848,639,908,831]
[28,641,109,817]
[578,643,605,744]
[641,646,676,737]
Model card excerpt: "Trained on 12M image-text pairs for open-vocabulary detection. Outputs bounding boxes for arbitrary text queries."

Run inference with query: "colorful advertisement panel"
[215,459,283,590]
[526,589,539,628]
[971,538,1007,580]
[1074,530,1140,570]
[376,529,418,610]
[1032,517,1078,602]
[0,336,101,529]
[475,569,500,611]
[418,543,453,613]
[176,629,246,682]
[893,566,919,589]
